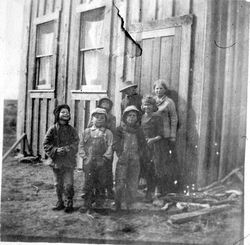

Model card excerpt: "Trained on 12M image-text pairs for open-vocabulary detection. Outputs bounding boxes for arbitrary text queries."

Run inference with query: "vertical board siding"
[140,39,154,95]
[45,0,55,14]
[236,1,248,169]
[141,0,157,22]
[206,0,229,183]
[151,37,161,82]
[157,0,174,19]
[38,0,46,16]
[159,36,173,83]
[20,0,248,187]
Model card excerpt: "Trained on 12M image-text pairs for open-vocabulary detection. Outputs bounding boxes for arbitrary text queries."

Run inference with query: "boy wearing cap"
[120,81,142,114]
[43,104,79,213]
[79,108,113,213]
[86,97,116,199]
[113,105,149,211]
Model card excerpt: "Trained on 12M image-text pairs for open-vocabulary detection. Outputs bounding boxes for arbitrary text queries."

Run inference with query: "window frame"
[76,0,112,93]
[33,11,60,90]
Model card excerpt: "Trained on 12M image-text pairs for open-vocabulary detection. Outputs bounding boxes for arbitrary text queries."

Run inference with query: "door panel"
[128,15,193,172]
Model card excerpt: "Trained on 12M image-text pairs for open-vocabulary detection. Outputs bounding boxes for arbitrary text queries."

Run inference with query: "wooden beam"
[76,0,106,13]
[128,14,193,33]
[3,134,27,162]
[33,11,60,24]
[29,90,55,98]
[169,204,231,224]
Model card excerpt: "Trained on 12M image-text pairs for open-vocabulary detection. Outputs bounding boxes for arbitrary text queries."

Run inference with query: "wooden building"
[17,0,249,187]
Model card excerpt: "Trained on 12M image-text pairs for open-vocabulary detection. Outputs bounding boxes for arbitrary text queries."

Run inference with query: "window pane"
[36,57,52,87]
[37,21,55,56]
[80,7,105,49]
[81,50,106,89]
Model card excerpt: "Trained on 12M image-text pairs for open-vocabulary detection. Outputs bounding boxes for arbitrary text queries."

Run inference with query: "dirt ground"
[0,156,244,245]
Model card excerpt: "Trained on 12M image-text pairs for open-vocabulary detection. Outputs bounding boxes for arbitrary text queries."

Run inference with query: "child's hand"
[57,147,66,155]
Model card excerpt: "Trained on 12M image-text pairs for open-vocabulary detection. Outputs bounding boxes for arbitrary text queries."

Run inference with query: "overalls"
[83,130,107,209]
[115,131,140,208]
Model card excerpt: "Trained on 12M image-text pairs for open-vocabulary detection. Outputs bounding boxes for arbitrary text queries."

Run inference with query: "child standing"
[43,104,79,213]
[120,81,142,114]
[141,96,165,202]
[86,97,116,199]
[79,108,113,213]
[114,105,149,211]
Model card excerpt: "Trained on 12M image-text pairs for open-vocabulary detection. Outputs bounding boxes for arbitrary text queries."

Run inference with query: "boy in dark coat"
[120,81,142,114]
[113,105,149,211]
[43,104,79,213]
[79,108,113,213]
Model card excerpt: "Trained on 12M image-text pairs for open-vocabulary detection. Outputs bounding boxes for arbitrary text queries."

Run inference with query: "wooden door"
[128,15,193,173]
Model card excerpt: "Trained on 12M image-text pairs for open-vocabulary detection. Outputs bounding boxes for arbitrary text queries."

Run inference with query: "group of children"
[43,80,178,213]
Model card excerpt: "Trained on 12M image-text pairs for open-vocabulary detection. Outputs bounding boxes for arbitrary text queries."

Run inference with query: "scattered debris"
[19,156,40,164]
[168,204,231,224]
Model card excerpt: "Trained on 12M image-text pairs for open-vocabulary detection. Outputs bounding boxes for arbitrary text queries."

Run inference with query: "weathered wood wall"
[17,0,248,186]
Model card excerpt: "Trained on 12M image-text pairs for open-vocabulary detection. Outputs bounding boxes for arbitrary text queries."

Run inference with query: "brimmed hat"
[97,96,113,109]
[53,104,70,122]
[120,81,138,92]
[122,105,141,122]
[91,108,107,120]
[142,96,158,112]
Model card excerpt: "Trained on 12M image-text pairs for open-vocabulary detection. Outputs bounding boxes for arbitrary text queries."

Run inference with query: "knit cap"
[53,104,70,122]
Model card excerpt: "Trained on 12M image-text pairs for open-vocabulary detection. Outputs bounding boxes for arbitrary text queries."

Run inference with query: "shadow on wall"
[166,89,199,189]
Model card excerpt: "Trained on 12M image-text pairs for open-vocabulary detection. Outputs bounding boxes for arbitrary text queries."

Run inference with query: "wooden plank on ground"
[3,134,26,162]
[169,205,231,224]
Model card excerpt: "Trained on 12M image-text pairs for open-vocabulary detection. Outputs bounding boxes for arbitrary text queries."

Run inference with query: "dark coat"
[121,93,142,113]
[43,123,79,169]
[113,124,150,166]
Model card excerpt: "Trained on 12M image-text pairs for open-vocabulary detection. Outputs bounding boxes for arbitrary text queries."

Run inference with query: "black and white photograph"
[0,0,249,244]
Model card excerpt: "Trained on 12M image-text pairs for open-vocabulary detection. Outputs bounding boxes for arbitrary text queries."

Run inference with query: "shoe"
[64,200,73,213]
[52,201,65,211]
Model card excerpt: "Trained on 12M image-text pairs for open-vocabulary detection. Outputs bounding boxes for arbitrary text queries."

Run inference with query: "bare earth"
[1,157,243,245]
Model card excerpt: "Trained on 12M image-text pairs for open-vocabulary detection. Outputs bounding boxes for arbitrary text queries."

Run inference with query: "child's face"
[154,84,166,98]
[92,113,106,127]
[126,111,138,125]
[100,100,111,111]
[59,108,70,121]
[143,104,154,114]
[124,87,136,96]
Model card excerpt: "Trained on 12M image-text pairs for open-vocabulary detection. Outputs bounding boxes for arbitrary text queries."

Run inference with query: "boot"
[53,187,64,211]
[64,199,73,213]
[52,201,65,211]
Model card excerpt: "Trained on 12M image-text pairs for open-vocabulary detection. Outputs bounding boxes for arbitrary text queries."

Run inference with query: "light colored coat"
[154,95,178,138]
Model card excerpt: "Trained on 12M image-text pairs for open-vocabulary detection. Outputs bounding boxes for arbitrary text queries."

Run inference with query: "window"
[35,21,55,89]
[76,0,112,92]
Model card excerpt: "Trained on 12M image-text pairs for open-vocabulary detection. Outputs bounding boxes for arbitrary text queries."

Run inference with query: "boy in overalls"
[79,108,113,213]
[86,97,116,199]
